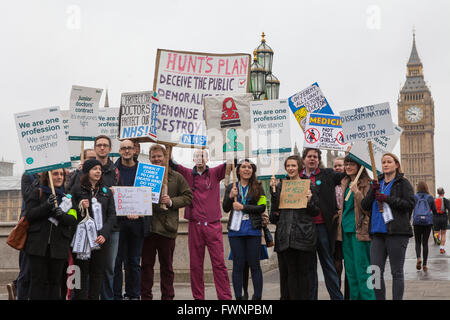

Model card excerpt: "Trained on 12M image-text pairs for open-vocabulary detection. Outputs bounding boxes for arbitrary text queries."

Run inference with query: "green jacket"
[146,168,193,239]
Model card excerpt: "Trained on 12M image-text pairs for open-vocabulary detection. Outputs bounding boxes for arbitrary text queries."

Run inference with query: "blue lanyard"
[380,179,394,194]
[238,182,249,205]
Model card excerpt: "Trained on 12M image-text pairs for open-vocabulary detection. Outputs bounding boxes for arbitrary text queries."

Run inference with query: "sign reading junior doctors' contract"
[15,107,71,174]
[153,49,250,147]
[339,102,394,143]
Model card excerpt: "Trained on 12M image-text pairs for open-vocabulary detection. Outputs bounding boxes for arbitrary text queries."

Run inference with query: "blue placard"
[134,162,166,203]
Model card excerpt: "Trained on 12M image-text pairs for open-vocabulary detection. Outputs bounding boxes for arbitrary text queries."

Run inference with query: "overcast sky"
[1,0,449,191]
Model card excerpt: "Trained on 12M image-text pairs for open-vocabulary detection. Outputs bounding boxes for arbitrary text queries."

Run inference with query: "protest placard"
[15,107,71,174]
[98,107,120,157]
[302,113,349,151]
[133,162,166,203]
[204,93,253,161]
[153,49,251,147]
[279,179,310,209]
[348,124,403,175]
[339,102,394,143]
[112,187,153,216]
[288,82,333,132]
[250,99,291,180]
[60,109,83,161]
[68,85,103,141]
[118,91,158,142]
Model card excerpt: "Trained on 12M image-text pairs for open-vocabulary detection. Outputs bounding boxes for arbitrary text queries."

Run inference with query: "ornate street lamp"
[255,32,274,74]
[250,50,266,100]
[265,72,280,100]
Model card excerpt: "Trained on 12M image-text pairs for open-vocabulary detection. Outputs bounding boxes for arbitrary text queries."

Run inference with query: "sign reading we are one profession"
[153,49,251,147]
[15,107,71,174]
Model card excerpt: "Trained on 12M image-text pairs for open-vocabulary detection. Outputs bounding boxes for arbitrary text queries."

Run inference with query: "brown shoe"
[423,265,428,272]
[440,248,446,254]
[416,258,422,270]
[6,283,16,300]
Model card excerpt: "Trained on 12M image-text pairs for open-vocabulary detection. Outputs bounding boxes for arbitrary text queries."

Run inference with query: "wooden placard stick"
[231,160,237,202]
[345,165,364,201]
[367,140,383,212]
[80,141,85,164]
[160,144,173,211]
[48,171,58,208]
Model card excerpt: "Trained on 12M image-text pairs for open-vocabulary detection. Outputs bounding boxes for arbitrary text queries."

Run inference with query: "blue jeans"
[101,231,120,300]
[308,224,344,300]
[113,220,144,299]
[228,236,263,299]
[16,250,31,300]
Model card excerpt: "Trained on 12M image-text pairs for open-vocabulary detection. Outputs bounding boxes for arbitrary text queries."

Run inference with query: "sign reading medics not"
[134,163,165,203]
[15,107,71,174]
[339,102,394,143]
[303,113,349,151]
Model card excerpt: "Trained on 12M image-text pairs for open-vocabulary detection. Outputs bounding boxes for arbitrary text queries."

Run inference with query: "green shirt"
[342,186,356,233]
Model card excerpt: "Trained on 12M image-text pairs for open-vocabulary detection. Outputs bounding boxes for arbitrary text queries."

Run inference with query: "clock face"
[405,106,423,123]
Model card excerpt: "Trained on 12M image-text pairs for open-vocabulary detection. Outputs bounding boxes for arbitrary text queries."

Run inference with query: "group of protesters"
[8,135,448,301]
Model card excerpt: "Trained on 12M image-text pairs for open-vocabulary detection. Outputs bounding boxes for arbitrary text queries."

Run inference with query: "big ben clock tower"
[398,31,436,195]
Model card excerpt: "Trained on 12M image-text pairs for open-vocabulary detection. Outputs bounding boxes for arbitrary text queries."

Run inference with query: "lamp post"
[250,32,280,101]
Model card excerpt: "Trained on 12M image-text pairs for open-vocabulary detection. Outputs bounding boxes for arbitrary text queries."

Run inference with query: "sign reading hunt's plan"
[15,107,71,174]
[153,49,251,147]
[349,124,403,175]
[250,99,291,180]
[68,85,103,141]
[118,91,158,142]
[133,163,165,203]
[204,93,253,161]
[112,187,153,216]
[339,102,394,143]
[303,113,349,151]
[98,107,120,157]
[288,82,333,132]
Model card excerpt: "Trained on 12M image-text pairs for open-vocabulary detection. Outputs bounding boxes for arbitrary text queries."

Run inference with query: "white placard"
[153,49,250,147]
[98,107,121,157]
[339,102,394,143]
[302,113,349,151]
[60,109,83,161]
[349,124,403,175]
[112,186,153,216]
[14,107,71,174]
[68,85,103,141]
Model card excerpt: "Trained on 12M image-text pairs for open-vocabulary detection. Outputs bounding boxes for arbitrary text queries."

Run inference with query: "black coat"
[361,173,414,237]
[24,188,77,259]
[223,183,266,231]
[301,168,345,255]
[270,179,320,253]
[71,183,117,242]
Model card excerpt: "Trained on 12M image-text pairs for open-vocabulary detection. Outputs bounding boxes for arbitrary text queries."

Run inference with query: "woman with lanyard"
[270,155,319,300]
[336,156,375,300]
[223,159,266,300]
[24,168,77,300]
[361,153,414,300]
[71,159,117,300]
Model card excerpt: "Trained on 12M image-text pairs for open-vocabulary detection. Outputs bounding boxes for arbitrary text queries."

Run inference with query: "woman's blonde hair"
[382,152,403,174]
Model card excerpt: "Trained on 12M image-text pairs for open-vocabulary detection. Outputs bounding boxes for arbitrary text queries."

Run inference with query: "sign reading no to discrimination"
[339,102,394,143]
[15,107,71,174]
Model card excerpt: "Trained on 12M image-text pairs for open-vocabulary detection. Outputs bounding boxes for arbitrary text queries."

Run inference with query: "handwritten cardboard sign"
[279,179,310,209]
[112,187,153,216]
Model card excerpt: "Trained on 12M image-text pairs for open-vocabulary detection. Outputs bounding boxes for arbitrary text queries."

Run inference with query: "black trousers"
[414,225,432,265]
[277,248,312,300]
[73,248,107,300]
[28,249,66,300]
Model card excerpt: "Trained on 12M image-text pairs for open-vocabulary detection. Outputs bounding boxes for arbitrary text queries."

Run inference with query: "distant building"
[0,159,14,177]
[0,176,21,222]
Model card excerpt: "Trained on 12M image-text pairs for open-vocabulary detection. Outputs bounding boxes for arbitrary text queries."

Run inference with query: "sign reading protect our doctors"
[153,49,251,147]
[68,85,103,141]
[15,107,71,174]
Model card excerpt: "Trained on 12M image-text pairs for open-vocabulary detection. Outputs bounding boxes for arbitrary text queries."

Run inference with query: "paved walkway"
[1,236,449,300]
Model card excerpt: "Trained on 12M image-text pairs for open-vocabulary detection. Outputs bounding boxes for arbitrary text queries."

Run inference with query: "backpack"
[413,194,433,225]
[435,197,446,214]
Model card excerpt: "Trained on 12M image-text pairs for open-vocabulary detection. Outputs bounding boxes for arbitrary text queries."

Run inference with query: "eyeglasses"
[120,146,134,151]
[95,144,110,148]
